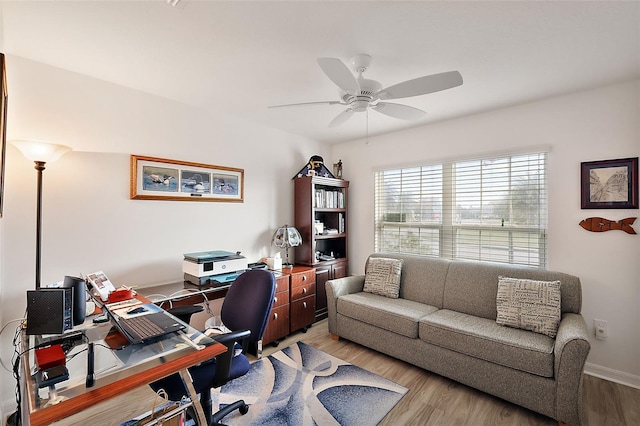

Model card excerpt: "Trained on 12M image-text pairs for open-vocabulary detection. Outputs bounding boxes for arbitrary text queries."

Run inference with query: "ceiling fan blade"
[317,58,359,93]
[371,102,426,120]
[268,100,344,108]
[378,71,463,100]
[328,108,355,127]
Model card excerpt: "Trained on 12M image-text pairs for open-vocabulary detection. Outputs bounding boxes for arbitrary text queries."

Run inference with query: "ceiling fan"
[269,54,463,127]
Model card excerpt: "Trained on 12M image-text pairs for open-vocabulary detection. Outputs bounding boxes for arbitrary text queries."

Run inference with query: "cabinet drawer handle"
[302,275,307,281]
[303,301,307,309]
[273,312,278,320]
[302,288,307,295]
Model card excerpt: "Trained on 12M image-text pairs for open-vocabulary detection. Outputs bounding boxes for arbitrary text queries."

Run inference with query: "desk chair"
[167,304,204,325]
[150,269,276,425]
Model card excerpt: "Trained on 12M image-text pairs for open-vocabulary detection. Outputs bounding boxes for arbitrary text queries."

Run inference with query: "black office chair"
[150,269,276,425]
[167,304,204,324]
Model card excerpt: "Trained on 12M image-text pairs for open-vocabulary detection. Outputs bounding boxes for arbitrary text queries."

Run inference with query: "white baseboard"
[584,362,640,390]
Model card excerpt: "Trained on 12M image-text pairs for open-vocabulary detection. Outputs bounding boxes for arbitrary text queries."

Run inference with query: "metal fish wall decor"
[579,217,637,234]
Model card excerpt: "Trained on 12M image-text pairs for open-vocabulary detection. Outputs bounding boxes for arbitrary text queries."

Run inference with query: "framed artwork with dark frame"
[130,155,244,202]
[581,157,638,209]
[0,53,8,218]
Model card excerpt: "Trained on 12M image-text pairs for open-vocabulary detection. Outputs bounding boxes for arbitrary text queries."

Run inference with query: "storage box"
[266,257,282,270]
[35,344,66,370]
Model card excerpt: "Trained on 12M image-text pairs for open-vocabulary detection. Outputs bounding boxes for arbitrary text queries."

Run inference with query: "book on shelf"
[314,189,345,209]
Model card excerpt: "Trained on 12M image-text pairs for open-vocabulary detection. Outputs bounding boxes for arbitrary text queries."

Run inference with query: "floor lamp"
[11,139,71,289]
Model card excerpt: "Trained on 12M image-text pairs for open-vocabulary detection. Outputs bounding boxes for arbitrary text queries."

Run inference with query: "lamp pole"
[11,139,71,290]
[34,161,46,290]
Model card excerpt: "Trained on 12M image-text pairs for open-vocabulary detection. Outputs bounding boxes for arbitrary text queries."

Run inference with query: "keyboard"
[105,303,187,344]
[122,315,166,340]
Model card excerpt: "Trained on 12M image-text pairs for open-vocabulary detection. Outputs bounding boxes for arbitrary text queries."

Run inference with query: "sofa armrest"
[326,275,365,335]
[553,313,590,426]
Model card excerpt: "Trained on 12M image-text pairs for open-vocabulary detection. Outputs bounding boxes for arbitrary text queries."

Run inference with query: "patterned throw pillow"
[363,257,403,298]
[496,276,562,338]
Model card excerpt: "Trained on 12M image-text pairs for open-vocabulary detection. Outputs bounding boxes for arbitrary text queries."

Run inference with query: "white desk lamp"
[271,225,302,268]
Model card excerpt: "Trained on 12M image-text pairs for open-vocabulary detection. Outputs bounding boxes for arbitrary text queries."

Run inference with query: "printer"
[183,250,248,286]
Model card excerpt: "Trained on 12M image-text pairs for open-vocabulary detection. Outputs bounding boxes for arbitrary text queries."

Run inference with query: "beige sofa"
[327,253,590,425]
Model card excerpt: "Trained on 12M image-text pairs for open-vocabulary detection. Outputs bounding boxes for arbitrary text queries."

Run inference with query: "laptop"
[103,301,186,345]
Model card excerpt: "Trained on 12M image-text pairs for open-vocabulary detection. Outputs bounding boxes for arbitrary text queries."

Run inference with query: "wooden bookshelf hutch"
[294,176,349,320]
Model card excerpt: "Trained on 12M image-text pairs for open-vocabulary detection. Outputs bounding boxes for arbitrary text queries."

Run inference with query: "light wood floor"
[51,320,640,426]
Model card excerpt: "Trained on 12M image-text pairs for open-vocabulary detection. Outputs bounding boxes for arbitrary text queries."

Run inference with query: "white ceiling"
[1,1,639,144]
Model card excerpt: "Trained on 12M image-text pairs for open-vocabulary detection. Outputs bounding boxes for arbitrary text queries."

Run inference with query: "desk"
[140,269,317,348]
[138,280,232,310]
[20,321,226,425]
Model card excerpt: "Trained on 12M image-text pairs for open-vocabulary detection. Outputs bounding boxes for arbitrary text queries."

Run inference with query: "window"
[374,151,548,268]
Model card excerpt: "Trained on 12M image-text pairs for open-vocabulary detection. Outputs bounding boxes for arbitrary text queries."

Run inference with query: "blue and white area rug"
[212,341,408,425]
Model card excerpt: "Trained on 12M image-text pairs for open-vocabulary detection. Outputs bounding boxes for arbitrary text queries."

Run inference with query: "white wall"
[0,55,329,410]
[333,80,640,387]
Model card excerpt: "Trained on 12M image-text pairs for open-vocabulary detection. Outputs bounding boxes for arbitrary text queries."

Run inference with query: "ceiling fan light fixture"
[349,54,372,74]
[270,54,462,128]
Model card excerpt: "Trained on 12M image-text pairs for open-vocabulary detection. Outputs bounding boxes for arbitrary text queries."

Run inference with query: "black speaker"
[63,275,87,326]
[26,289,73,335]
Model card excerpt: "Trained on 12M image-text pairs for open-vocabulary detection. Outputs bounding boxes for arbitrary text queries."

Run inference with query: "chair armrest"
[553,313,590,426]
[212,329,251,387]
[326,275,365,335]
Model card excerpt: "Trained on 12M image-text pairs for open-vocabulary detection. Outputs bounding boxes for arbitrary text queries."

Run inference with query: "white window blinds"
[374,151,548,268]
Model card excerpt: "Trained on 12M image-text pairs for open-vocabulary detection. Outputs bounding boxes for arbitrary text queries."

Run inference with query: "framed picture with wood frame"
[130,155,244,202]
[581,157,638,209]
[0,53,8,218]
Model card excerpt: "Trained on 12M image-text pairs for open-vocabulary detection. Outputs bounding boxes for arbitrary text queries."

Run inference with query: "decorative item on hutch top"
[130,155,244,202]
[333,159,343,179]
[580,157,638,209]
[294,155,335,179]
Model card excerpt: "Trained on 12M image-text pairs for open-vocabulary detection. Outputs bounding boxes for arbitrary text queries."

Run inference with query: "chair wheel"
[240,404,249,415]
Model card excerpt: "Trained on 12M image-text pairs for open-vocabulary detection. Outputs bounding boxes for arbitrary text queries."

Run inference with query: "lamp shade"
[272,225,302,248]
[11,139,71,163]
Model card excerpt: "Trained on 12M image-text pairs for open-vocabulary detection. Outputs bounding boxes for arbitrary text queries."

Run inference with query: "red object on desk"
[35,344,65,370]
[108,288,134,303]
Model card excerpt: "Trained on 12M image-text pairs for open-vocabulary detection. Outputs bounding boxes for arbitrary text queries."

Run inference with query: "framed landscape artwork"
[130,155,244,202]
[0,54,7,218]
[581,157,638,209]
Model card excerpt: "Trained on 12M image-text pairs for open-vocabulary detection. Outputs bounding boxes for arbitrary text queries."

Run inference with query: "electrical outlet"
[594,319,608,339]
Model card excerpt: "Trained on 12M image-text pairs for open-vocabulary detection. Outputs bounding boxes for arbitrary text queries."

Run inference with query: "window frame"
[374,150,548,268]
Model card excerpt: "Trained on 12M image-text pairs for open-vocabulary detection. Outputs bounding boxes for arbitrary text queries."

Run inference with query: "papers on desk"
[104,298,143,313]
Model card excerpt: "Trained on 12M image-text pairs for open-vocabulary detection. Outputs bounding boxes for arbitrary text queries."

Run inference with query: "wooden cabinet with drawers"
[289,267,316,333]
[262,266,316,347]
[262,274,290,346]
[314,259,347,321]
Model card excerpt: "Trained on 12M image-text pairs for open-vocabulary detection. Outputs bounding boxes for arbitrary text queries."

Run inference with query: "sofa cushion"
[363,257,403,298]
[338,292,438,338]
[420,309,555,377]
[442,261,581,320]
[369,253,450,306]
[496,276,561,338]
